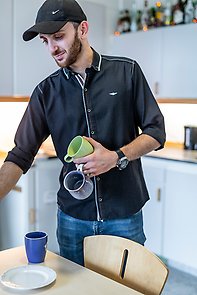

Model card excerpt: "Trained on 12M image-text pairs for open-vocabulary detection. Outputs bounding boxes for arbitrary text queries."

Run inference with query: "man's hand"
[73,137,118,177]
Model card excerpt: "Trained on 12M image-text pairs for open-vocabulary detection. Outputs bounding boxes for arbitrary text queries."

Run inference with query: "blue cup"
[24,231,48,263]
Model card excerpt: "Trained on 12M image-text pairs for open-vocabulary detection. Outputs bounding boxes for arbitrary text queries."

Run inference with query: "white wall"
[0,0,13,95]
[13,0,113,95]
[159,104,197,143]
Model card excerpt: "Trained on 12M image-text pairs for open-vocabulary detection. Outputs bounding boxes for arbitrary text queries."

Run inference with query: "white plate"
[0,265,56,290]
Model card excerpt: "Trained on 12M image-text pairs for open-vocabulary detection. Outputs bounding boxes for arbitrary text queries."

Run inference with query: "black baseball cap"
[23,0,87,41]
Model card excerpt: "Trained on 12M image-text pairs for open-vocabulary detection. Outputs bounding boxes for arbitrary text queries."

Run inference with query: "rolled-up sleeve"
[5,86,50,173]
[133,61,166,149]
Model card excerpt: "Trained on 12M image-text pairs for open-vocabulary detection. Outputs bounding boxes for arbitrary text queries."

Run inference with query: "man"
[0,0,165,265]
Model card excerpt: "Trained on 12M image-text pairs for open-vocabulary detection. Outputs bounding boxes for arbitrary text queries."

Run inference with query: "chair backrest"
[84,235,169,295]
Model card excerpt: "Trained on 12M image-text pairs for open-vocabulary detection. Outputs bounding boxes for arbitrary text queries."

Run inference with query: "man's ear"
[79,21,89,38]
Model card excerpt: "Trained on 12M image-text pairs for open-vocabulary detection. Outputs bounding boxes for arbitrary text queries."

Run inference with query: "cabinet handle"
[29,208,36,224]
[157,188,161,202]
[154,82,159,95]
[12,185,22,192]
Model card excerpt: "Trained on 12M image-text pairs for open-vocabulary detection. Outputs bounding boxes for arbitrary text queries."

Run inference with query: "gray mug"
[63,164,93,200]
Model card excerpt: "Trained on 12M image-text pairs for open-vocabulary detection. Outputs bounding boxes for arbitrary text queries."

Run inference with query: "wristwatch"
[115,149,129,170]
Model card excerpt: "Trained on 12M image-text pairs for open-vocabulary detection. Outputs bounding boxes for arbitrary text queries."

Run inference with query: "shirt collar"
[63,48,102,79]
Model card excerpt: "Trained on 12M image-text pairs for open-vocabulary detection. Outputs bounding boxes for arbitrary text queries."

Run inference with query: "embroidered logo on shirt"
[109,92,118,96]
[52,9,60,15]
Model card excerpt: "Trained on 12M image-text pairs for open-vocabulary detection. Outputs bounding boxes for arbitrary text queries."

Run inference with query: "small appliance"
[184,126,197,150]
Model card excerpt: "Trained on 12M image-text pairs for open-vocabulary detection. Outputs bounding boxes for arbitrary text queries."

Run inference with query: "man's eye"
[54,35,63,40]
[41,39,48,44]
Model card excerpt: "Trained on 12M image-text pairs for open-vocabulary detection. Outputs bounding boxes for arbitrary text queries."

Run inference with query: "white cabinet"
[108,29,163,96]
[0,0,13,95]
[142,156,197,275]
[161,24,197,98]
[0,157,62,254]
[34,158,62,254]
[108,24,197,99]
[163,162,197,270]
[0,168,35,250]
[142,157,166,256]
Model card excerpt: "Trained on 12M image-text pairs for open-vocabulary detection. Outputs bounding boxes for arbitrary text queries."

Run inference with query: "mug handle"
[76,164,84,172]
[64,154,73,163]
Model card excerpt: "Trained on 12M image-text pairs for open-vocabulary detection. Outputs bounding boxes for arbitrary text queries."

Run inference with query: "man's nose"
[48,41,58,54]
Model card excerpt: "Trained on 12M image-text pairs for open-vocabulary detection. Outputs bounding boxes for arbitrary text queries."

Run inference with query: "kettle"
[184,126,197,150]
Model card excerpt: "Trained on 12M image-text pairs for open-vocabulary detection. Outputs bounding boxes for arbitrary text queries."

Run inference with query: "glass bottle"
[184,0,194,23]
[193,1,197,23]
[116,9,131,34]
[172,0,185,25]
[149,6,156,28]
[155,1,165,27]
[164,0,172,26]
[141,0,149,31]
[130,0,138,32]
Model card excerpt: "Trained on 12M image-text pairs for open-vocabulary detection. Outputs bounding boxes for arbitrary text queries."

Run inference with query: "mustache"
[52,49,66,57]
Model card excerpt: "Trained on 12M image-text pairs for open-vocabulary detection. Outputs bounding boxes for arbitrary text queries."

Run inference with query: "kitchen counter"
[1,145,197,168]
[146,146,197,164]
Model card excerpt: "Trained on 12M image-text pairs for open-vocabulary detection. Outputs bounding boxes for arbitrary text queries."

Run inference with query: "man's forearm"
[0,162,23,199]
[121,134,161,162]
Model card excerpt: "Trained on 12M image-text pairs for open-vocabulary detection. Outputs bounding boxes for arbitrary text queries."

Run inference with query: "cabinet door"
[161,24,197,98]
[34,158,62,254]
[163,162,197,270]
[108,29,163,97]
[0,0,13,95]
[141,157,166,255]
[0,168,35,250]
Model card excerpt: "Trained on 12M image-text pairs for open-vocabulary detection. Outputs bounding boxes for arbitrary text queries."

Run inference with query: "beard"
[54,31,82,68]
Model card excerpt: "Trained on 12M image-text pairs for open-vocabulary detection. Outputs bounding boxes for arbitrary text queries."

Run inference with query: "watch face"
[118,157,129,170]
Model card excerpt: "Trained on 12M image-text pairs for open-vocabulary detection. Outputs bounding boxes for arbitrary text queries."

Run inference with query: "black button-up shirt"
[5,49,165,221]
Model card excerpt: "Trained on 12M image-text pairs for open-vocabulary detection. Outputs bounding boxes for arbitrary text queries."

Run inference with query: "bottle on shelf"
[164,0,172,26]
[172,0,186,25]
[116,9,131,35]
[148,6,156,28]
[141,0,149,31]
[155,1,165,27]
[184,0,194,23]
[193,1,197,22]
[130,0,138,32]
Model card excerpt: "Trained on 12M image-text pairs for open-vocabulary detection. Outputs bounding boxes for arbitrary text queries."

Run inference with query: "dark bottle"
[155,1,165,27]
[116,9,131,34]
[148,7,156,28]
[172,0,186,25]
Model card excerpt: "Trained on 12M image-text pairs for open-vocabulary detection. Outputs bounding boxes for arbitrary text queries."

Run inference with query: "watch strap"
[115,149,126,160]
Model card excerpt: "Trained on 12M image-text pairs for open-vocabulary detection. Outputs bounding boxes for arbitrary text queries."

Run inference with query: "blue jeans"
[57,208,146,266]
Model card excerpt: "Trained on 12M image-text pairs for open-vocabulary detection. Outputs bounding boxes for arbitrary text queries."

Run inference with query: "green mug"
[64,136,94,163]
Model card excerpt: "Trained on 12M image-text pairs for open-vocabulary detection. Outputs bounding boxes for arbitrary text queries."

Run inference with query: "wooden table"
[0,247,143,294]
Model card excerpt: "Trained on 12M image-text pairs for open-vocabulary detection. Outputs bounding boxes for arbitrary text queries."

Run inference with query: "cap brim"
[22,21,68,41]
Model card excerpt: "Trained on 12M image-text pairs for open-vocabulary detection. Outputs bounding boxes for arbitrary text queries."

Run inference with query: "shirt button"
[84,88,88,92]
[99,197,103,202]
[97,177,100,181]
[87,109,92,113]
[91,131,95,135]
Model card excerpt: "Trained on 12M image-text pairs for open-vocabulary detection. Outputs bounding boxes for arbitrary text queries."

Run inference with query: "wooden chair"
[84,235,169,295]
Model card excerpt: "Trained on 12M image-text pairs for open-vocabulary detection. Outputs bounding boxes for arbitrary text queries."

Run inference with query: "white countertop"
[1,146,197,169]
[146,146,197,164]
